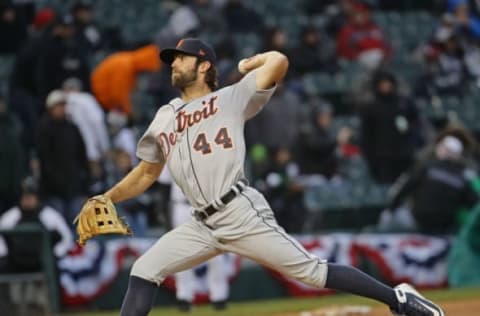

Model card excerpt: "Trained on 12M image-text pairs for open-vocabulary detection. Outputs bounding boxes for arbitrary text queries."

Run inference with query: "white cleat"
[391,283,445,316]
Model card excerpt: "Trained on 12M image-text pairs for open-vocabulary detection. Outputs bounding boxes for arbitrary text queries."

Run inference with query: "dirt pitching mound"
[276,298,480,316]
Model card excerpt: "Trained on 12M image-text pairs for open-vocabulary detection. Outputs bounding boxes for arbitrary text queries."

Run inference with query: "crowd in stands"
[1,0,480,261]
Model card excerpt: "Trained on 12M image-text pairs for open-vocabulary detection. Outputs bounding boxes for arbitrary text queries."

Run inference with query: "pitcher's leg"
[223,219,328,288]
[120,276,157,316]
[121,220,220,316]
[223,209,444,315]
[131,220,220,283]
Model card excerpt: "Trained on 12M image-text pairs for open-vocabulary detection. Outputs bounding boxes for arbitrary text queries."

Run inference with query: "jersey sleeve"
[232,69,277,120]
[136,105,173,163]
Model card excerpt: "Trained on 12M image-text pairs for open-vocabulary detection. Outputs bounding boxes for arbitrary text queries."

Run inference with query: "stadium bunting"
[58,233,450,305]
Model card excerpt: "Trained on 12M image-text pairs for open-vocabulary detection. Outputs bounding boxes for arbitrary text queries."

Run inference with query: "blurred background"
[1,0,480,315]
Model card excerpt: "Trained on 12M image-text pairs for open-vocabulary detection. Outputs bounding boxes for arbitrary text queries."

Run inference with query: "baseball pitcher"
[75,38,444,316]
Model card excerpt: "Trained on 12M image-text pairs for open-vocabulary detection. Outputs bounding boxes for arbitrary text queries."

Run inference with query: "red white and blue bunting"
[58,233,451,305]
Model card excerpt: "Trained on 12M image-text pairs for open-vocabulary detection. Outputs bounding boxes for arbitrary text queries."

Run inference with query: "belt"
[193,179,248,221]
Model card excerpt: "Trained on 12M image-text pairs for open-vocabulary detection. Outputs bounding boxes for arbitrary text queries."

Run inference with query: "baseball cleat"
[391,283,445,316]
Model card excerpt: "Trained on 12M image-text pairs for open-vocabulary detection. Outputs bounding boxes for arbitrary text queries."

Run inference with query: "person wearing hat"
[36,90,89,225]
[78,37,443,316]
[382,132,479,233]
[0,177,74,312]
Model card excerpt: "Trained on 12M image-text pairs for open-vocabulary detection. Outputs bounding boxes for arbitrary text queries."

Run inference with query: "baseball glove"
[74,195,132,246]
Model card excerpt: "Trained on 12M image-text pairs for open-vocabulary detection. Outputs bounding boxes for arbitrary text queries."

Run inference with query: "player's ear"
[198,60,212,73]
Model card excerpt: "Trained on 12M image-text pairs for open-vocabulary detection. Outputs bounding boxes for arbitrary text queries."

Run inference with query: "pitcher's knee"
[291,260,328,289]
[130,256,167,285]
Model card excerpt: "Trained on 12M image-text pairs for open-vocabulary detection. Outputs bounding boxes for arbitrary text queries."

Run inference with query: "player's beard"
[172,66,198,90]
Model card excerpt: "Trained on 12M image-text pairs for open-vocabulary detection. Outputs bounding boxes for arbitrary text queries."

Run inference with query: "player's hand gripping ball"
[73,195,132,246]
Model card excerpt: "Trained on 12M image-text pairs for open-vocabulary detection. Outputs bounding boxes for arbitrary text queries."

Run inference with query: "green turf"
[64,286,480,316]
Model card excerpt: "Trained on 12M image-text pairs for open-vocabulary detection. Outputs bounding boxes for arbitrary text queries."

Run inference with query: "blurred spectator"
[36,90,89,224]
[303,0,352,37]
[0,95,26,214]
[70,0,102,54]
[296,100,354,180]
[0,177,73,312]
[289,25,338,77]
[107,111,138,166]
[8,7,56,150]
[10,0,35,26]
[416,33,468,96]
[0,177,74,272]
[62,78,110,193]
[32,7,56,31]
[245,83,300,152]
[336,1,391,69]
[189,0,227,37]
[263,26,291,56]
[223,0,264,33]
[259,147,305,233]
[154,3,199,48]
[36,15,91,100]
[302,0,336,17]
[0,3,28,55]
[380,131,479,233]
[359,71,423,183]
[447,0,480,39]
[91,44,161,117]
[215,38,241,87]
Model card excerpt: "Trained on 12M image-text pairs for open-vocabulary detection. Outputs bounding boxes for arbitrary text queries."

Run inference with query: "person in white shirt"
[61,78,111,188]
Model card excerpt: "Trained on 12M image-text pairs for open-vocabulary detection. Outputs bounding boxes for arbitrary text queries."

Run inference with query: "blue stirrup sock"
[325,263,397,308]
[120,275,158,316]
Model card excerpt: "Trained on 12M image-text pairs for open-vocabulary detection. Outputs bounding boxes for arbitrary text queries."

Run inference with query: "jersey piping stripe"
[240,192,312,260]
[174,102,188,113]
[167,103,176,112]
[186,128,209,203]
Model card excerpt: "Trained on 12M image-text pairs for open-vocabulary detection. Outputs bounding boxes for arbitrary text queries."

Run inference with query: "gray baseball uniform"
[132,69,328,288]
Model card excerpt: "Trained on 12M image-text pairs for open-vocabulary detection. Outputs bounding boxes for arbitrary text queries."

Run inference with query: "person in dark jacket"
[297,101,352,179]
[70,1,101,55]
[289,25,338,77]
[222,0,265,33]
[36,90,89,224]
[0,3,28,55]
[360,71,423,184]
[381,132,479,233]
[8,10,55,150]
[36,15,91,100]
[0,95,26,214]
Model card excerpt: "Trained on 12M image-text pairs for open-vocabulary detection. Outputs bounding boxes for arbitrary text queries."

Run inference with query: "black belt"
[193,179,247,221]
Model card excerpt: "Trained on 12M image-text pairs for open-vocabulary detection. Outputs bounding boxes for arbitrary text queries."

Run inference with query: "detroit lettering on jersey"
[157,95,219,159]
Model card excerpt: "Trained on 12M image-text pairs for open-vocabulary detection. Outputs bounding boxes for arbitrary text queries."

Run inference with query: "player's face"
[171,53,199,90]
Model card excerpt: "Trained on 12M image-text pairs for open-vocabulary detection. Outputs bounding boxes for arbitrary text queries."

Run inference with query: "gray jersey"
[137,70,276,210]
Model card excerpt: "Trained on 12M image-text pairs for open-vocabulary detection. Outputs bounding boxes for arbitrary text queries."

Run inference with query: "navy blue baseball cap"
[160,38,216,65]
